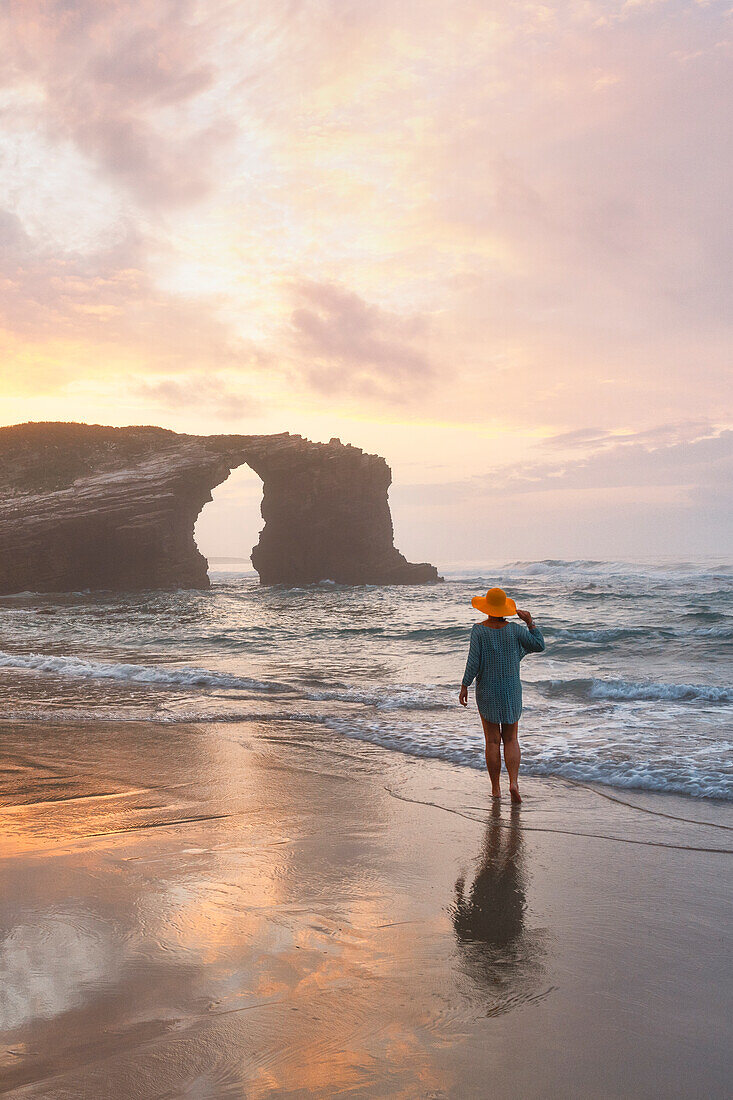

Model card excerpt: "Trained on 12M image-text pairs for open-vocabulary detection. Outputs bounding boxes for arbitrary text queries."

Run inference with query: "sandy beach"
[0,717,731,1099]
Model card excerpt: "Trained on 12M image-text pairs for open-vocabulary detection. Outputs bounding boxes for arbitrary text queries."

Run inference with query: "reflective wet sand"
[0,719,731,1098]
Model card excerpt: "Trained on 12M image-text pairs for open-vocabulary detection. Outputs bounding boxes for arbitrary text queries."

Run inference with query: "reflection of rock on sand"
[451,802,547,1012]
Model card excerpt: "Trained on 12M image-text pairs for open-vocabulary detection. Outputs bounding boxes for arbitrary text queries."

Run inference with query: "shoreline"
[0,717,731,1097]
[0,697,729,806]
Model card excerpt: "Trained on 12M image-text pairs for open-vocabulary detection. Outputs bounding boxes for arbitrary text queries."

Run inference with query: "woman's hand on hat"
[517,608,533,626]
[459,685,468,707]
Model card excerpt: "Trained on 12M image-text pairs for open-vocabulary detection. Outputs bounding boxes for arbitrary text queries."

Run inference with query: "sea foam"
[0,651,293,694]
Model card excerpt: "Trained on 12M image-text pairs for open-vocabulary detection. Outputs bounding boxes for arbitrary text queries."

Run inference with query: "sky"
[0,0,731,565]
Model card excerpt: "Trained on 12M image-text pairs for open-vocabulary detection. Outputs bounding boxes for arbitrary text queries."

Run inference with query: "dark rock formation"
[0,422,440,593]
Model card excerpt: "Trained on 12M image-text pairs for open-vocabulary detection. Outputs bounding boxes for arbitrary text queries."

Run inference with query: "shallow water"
[0,558,731,799]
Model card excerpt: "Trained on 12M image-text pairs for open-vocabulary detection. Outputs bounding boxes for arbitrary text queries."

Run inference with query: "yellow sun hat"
[471,587,517,617]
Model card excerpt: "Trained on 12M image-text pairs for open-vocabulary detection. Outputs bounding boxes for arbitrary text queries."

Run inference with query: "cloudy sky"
[1,0,730,563]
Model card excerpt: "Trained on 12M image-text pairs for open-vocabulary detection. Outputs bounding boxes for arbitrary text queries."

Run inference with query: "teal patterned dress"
[462,621,545,723]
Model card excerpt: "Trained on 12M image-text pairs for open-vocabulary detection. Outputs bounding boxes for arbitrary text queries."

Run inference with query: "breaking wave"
[540,677,733,705]
[0,651,294,695]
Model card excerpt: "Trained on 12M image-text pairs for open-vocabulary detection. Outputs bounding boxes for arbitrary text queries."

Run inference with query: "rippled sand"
[0,719,731,1098]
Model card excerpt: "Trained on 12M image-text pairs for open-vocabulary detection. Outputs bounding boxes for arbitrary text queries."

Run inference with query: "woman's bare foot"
[509,785,522,804]
[491,785,501,798]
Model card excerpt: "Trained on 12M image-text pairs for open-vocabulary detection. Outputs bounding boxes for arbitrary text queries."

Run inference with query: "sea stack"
[0,422,441,593]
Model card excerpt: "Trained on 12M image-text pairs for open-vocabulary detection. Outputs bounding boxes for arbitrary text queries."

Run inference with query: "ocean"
[0,559,731,801]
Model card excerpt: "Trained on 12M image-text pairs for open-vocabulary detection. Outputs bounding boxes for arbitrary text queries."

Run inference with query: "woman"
[459,587,545,803]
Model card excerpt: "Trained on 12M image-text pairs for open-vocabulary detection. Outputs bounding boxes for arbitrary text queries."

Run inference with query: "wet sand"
[0,718,731,1099]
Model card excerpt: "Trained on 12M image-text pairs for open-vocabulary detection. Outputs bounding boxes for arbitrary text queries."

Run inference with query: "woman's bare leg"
[480,717,502,796]
[501,722,522,803]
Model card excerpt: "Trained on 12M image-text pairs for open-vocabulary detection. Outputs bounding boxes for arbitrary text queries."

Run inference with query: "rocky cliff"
[0,422,440,593]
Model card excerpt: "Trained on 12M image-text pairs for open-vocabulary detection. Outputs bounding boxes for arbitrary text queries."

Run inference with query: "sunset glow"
[1,0,730,559]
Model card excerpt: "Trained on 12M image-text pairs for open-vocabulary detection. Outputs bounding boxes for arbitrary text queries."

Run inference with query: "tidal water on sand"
[0,559,731,800]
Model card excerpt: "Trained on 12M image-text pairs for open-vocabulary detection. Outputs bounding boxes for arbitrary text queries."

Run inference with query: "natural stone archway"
[0,422,440,594]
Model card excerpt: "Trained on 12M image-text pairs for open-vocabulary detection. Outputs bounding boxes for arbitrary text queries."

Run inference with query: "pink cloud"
[289,280,435,401]
[0,0,231,206]
[404,426,733,502]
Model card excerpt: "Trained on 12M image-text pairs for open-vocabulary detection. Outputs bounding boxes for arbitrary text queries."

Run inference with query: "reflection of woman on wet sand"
[453,802,526,952]
[452,804,547,1013]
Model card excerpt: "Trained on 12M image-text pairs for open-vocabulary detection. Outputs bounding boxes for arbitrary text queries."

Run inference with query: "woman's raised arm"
[517,609,545,653]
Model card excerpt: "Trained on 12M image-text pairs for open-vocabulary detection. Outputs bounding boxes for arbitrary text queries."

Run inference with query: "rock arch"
[0,423,440,594]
